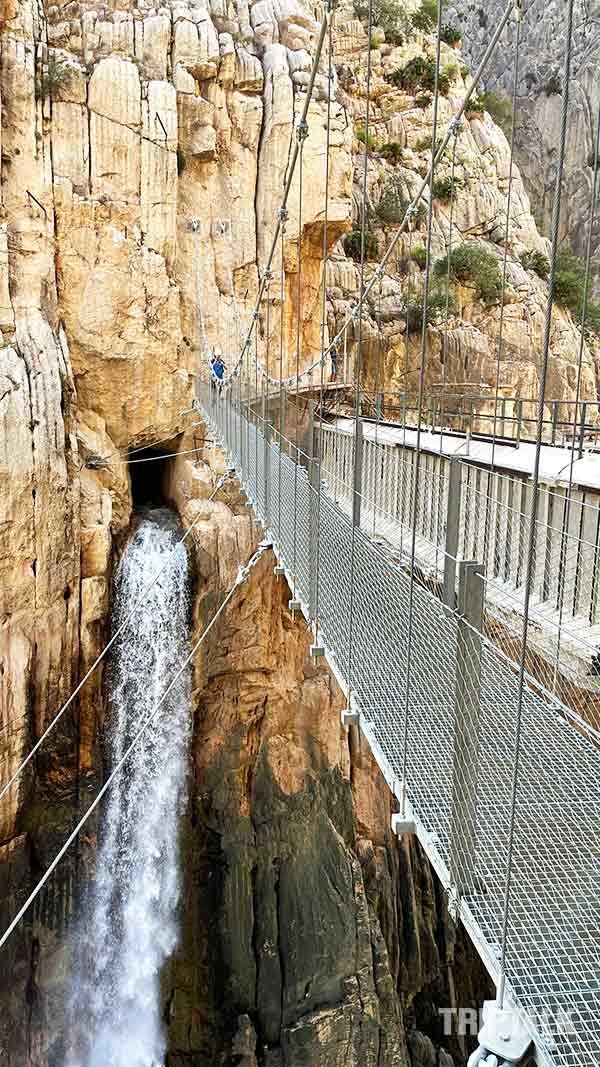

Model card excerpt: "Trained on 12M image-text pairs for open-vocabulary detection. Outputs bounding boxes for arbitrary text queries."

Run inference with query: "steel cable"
[346,0,375,701]
[0,470,235,806]
[552,100,600,693]
[0,539,270,950]
[400,0,445,817]
[496,0,576,1010]
[313,3,335,645]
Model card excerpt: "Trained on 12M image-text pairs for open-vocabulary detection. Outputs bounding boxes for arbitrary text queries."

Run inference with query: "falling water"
[68,508,191,1067]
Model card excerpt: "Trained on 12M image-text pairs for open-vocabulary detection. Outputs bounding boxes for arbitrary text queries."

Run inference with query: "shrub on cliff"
[380,141,404,163]
[40,55,73,98]
[436,244,502,304]
[520,250,550,280]
[440,23,462,45]
[410,0,438,32]
[343,229,378,261]
[464,93,487,118]
[389,55,451,95]
[554,248,600,335]
[410,245,428,268]
[356,125,375,150]
[401,280,455,333]
[376,182,427,227]
[431,176,456,201]
[355,0,407,44]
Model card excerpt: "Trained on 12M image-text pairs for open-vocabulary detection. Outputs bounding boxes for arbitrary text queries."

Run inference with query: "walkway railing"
[354,391,600,452]
[317,420,600,729]
[199,381,600,1067]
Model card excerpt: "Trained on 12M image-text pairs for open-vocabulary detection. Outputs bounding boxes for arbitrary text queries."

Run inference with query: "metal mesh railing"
[317,420,600,729]
[200,382,600,1067]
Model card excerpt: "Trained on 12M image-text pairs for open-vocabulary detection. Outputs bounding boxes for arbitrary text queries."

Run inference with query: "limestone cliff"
[449,0,600,296]
[0,0,593,1062]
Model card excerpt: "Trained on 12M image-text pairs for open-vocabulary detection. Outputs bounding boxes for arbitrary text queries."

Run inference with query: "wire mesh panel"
[199,390,600,1067]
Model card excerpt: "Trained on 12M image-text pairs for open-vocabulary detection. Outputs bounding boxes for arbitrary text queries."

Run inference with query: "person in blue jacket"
[211,349,225,390]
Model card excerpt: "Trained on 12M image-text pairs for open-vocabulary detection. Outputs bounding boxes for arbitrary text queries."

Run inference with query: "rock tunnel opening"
[129,436,182,508]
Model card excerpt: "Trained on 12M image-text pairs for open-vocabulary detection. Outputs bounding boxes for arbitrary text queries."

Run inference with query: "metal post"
[443,457,462,608]
[307,401,320,621]
[450,559,484,897]
[263,392,271,525]
[515,398,522,446]
[579,400,587,458]
[551,400,558,445]
[352,416,364,528]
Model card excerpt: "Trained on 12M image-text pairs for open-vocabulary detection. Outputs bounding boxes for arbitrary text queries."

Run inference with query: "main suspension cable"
[223,4,332,386]
[313,6,335,646]
[552,99,600,693]
[0,539,270,951]
[496,0,576,1009]
[346,0,375,701]
[0,469,234,807]
[400,0,445,817]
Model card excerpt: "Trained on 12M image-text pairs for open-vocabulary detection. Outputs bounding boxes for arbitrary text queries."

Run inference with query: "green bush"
[554,248,600,334]
[343,229,378,261]
[355,0,408,44]
[376,180,427,227]
[376,182,406,224]
[389,55,450,95]
[40,55,73,98]
[444,62,460,82]
[431,176,456,201]
[401,279,456,333]
[414,92,432,109]
[520,249,550,280]
[380,141,404,163]
[410,0,438,32]
[356,125,375,149]
[480,90,513,138]
[465,93,487,117]
[411,245,428,268]
[440,22,461,45]
[436,244,502,304]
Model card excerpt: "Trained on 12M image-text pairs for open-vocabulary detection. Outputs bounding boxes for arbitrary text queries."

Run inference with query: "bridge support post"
[263,386,271,526]
[443,458,462,609]
[450,559,484,899]
[352,416,364,528]
[307,402,321,625]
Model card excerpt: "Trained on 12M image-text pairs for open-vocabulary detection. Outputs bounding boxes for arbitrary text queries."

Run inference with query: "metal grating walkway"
[200,387,600,1067]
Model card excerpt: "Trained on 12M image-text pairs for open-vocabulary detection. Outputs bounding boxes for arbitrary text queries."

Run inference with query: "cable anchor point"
[467,1003,532,1067]
[296,118,309,142]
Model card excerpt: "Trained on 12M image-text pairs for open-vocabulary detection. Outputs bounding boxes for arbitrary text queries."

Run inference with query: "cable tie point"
[296,118,309,142]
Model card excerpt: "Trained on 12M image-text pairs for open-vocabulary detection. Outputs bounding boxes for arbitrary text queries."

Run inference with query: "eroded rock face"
[449,0,600,296]
[0,0,588,1061]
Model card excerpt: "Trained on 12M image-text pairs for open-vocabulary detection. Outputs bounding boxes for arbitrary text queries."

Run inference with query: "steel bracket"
[467,1002,532,1067]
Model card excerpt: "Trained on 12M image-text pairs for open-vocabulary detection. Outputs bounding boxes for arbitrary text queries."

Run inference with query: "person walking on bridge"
[330,343,339,383]
[211,348,225,391]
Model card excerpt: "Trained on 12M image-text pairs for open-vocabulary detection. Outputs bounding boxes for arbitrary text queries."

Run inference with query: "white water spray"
[68,509,191,1067]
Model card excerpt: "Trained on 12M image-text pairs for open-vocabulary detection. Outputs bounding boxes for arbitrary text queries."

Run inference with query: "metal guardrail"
[352,392,600,452]
[199,381,600,1067]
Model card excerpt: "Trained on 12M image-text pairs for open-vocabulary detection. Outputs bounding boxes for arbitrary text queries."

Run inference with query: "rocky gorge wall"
[449,0,600,296]
[0,0,596,1061]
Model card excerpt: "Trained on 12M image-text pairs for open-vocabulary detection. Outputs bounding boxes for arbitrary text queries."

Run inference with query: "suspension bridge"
[1,0,599,1062]
[197,0,600,1061]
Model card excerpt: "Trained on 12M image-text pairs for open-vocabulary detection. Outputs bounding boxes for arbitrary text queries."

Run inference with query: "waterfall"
[68,508,191,1067]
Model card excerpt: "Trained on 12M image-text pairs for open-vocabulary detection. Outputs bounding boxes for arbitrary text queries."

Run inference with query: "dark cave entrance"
[128,436,182,507]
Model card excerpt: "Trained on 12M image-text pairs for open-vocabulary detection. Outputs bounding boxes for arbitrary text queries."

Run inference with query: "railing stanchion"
[352,415,364,528]
[450,558,484,899]
[443,457,462,609]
